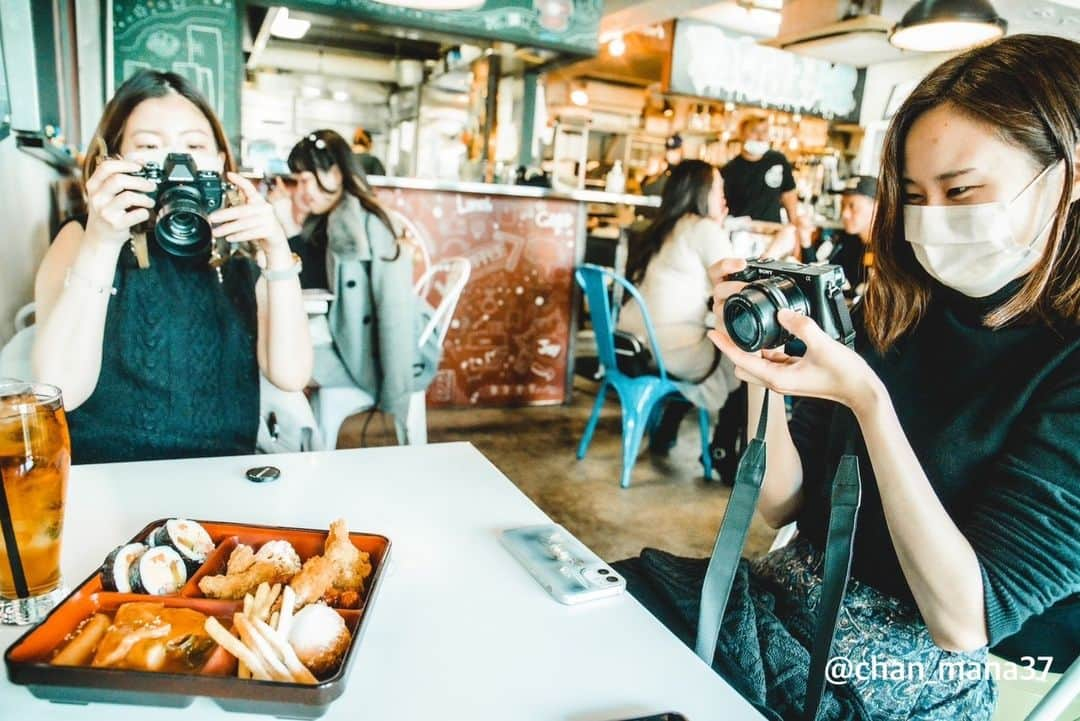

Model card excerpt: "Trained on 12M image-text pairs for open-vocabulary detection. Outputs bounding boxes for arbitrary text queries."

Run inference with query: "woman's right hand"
[83,159,157,248]
[707,257,789,366]
[708,257,749,317]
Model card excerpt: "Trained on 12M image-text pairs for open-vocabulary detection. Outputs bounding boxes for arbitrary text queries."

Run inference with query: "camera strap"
[695,388,770,661]
[695,393,862,721]
[130,231,150,269]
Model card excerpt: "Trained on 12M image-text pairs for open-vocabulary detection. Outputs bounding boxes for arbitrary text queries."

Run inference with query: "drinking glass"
[0,381,70,624]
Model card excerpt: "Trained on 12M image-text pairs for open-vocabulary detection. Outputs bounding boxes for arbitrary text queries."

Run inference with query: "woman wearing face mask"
[31,71,312,464]
[286,130,415,437]
[618,35,1080,720]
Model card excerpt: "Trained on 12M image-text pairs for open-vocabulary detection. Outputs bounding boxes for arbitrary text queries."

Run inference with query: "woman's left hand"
[708,309,884,416]
[210,173,291,261]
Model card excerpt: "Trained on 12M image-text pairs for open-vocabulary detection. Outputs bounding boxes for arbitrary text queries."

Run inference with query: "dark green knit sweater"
[789,278,1080,664]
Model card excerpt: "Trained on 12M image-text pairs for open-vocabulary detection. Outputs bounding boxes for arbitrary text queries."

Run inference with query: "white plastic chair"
[256,375,323,453]
[314,257,471,449]
[387,207,432,285]
[768,521,799,553]
[1,303,37,382]
[14,302,35,332]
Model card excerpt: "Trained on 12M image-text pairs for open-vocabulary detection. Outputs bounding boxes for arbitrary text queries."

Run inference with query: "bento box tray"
[4,519,391,718]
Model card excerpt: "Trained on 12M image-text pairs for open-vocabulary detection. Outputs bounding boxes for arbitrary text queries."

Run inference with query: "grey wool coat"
[323,194,415,421]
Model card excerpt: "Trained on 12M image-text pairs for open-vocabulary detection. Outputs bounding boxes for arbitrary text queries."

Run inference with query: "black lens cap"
[246,466,281,483]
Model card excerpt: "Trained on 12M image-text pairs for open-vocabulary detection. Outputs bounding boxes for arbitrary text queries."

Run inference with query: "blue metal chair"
[575,264,713,489]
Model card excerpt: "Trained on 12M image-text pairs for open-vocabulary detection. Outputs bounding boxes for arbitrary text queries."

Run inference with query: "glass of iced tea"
[0,382,70,625]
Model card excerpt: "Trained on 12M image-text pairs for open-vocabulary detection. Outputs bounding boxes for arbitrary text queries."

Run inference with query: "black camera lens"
[723,277,810,352]
[155,185,212,257]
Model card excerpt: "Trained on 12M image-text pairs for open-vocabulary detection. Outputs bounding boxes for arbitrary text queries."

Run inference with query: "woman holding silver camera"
[619,35,1080,720]
[31,71,312,464]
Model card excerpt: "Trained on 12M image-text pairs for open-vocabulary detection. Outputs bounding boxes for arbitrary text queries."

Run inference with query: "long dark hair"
[287,129,399,259]
[84,70,235,188]
[865,34,1080,352]
[626,159,716,285]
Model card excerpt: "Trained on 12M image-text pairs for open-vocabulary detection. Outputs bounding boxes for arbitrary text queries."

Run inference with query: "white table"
[1,443,764,721]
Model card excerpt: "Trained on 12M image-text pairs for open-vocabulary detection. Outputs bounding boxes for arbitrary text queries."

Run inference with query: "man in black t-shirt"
[721,116,798,224]
[642,134,684,196]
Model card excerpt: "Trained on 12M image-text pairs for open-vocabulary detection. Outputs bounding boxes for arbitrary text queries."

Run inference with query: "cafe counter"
[369,178,659,408]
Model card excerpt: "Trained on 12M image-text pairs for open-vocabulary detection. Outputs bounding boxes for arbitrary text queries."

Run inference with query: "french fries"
[203,582,317,685]
[205,617,273,681]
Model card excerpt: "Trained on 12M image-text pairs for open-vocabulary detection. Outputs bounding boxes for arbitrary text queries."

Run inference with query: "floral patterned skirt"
[616,537,997,721]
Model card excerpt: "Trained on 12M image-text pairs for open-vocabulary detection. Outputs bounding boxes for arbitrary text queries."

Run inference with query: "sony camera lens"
[723,276,811,352]
[155,184,212,257]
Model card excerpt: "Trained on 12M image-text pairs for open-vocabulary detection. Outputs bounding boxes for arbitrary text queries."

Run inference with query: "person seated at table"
[617,34,1080,721]
[618,160,740,460]
[286,129,416,425]
[817,175,878,299]
[31,70,312,464]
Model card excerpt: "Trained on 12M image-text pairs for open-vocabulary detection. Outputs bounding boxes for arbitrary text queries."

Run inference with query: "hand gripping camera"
[132,153,234,257]
[722,259,856,353]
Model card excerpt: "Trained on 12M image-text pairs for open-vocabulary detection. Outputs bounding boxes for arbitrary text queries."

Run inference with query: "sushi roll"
[129,546,188,595]
[148,519,215,570]
[101,543,148,593]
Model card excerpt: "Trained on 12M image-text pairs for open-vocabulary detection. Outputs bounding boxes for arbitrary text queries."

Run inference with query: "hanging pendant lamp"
[889,0,1007,53]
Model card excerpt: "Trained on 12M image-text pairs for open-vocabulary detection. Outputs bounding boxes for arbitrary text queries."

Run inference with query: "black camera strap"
[804,428,861,721]
[695,393,862,721]
[695,388,770,661]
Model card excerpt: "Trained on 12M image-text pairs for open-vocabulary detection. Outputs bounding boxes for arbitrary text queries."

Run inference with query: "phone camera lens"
[598,569,609,574]
[606,576,618,583]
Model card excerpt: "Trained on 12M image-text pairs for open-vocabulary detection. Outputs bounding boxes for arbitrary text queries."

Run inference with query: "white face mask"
[743,140,770,157]
[903,164,1059,297]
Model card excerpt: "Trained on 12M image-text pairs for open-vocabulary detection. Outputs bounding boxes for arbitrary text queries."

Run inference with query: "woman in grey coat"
[287,130,416,424]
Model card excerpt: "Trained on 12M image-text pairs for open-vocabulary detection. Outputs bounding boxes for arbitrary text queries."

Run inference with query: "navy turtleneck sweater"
[789,278,1079,662]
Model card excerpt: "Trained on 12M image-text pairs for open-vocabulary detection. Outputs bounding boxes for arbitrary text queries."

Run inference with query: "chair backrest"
[574,263,669,381]
[14,302,36,332]
[386,207,432,285]
[415,257,471,350]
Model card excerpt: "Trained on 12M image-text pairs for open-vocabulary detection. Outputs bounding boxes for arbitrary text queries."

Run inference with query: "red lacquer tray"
[4,519,391,718]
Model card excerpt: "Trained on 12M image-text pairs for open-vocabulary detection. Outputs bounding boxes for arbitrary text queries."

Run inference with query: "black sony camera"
[133,153,233,257]
[722,259,856,353]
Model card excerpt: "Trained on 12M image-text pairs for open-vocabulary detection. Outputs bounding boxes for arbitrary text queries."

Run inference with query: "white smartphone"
[500,523,626,605]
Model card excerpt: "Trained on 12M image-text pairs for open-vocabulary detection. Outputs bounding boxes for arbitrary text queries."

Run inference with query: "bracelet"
[263,253,303,282]
[64,268,117,296]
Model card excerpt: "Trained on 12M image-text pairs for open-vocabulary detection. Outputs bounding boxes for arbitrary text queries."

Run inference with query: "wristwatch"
[264,253,303,281]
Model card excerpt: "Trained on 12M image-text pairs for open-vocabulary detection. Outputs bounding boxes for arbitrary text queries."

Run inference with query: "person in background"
[31,70,312,464]
[619,160,739,466]
[642,134,684,196]
[351,127,386,177]
[288,129,415,432]
[721,115,798,225]
[819,174,877,298]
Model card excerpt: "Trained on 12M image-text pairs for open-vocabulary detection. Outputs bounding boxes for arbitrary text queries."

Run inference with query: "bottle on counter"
[605,160,626,195]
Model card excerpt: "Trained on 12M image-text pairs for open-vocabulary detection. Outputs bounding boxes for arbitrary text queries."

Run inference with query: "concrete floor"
[339,377,778,563]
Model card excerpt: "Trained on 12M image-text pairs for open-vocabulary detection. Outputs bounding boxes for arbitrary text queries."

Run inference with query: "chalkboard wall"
[284,0,601,57]
[112,0,243,149]
[111,0,600,159]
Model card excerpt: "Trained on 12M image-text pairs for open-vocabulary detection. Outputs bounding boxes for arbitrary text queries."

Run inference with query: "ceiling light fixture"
[608,33,626,57]
[889,0,1006,53]
[269,8,311,40]
[369,0,485,9]
[570,83,589,107]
